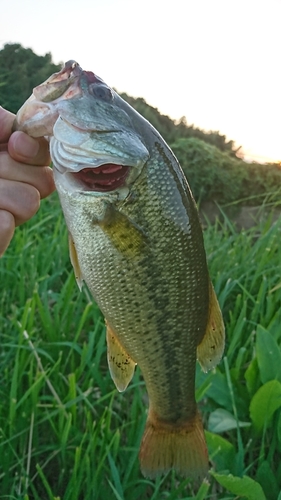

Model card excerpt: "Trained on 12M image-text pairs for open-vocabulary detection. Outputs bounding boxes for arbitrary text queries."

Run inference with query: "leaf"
[277,411,281,448]
[107,453,124,500]
[208,408,251,434]
[256,326,281,384]
[250,380,281,433]
[256,461,279,500]
[204,369,232,409]
[212,472,266,500]
[245,358,260,396]
[206,431,235,473]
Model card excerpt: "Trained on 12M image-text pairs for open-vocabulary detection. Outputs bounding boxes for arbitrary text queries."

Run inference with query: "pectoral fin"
[98,204,149,260]
[106,321,136,392]
[197,280,225,372]
[68,233,83,290]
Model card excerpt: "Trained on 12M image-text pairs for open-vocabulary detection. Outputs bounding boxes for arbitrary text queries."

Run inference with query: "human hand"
[0,106,55,256]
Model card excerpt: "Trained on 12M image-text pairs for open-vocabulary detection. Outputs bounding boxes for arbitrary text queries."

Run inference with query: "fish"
[15,61,225,482]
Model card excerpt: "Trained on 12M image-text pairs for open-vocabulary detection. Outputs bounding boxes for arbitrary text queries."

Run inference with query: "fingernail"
[13,132,39,158]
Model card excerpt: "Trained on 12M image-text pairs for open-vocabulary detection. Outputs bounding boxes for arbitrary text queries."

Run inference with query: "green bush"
[171,137,281,205]
[244,162,281,205]
[171,137,246,203]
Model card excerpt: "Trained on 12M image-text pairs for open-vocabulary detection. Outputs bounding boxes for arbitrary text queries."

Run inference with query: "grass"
[0,193,281,499]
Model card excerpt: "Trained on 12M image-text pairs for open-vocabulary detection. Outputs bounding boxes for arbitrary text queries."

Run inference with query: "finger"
[8,131,50,166]
[0,179,40,226]
[0,107,15,143]
[0,154,55,199]
[0,209,15,256]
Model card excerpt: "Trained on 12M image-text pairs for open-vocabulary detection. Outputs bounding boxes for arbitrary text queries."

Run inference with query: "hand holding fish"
[0,106,55,255]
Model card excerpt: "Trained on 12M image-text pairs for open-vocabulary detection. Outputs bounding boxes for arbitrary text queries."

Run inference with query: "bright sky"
[1,0,280,162]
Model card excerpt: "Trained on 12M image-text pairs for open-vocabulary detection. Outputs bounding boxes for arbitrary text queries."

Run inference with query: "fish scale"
[58,144,209,422]
[15,60,225,483]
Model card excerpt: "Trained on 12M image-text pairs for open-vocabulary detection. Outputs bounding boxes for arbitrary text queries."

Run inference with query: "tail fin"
[139,410,209,482]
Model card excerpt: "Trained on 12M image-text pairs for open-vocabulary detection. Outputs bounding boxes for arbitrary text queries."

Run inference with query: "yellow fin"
[139,409,209,482]
[98,205,148,260]
[197,280,225,372]
[106,321,136,392]
[68,233,83,290]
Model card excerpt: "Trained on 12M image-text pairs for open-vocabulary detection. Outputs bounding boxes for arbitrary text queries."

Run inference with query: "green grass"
[1,193,281,499]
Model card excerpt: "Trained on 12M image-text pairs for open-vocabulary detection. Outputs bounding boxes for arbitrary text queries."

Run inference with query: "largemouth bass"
[15,61,225,482]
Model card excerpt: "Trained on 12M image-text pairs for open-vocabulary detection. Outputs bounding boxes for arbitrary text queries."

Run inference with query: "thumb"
[0,107,15,143]
[8,131,51,166]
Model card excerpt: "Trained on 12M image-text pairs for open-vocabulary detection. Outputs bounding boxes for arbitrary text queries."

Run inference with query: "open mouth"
[71,164,130,192]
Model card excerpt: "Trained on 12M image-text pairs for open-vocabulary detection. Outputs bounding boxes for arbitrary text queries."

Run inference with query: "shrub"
[171,137,281,205]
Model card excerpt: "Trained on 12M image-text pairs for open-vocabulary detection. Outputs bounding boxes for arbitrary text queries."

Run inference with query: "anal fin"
[106,321,136,392]
[197,280,225,372]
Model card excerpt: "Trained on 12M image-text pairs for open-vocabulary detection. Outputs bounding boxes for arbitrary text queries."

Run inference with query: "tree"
[0,43,62,113]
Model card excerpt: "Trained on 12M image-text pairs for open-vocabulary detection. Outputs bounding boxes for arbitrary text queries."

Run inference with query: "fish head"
[15,60,150,200]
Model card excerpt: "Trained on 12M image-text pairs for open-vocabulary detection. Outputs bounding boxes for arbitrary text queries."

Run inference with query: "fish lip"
[50,120,147,179]
[52,117,129,170]
[51,135,138,176]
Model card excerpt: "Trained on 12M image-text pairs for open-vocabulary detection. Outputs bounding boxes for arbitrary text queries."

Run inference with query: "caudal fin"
[139,409,209,482]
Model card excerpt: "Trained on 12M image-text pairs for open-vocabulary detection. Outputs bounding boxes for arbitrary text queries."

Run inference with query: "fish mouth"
[71,164,130,192]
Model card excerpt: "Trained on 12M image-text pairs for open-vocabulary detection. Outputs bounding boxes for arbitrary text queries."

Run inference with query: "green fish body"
[15,61,225,482]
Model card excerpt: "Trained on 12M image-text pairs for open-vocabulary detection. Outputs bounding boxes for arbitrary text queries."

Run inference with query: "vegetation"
[171,137,281,206]
[0,194,281,499]
[1,43,281,498]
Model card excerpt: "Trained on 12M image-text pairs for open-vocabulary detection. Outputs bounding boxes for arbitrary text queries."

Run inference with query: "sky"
[0,0,280,163]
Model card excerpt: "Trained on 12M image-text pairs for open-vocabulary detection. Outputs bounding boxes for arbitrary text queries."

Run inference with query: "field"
[0,193,281,500]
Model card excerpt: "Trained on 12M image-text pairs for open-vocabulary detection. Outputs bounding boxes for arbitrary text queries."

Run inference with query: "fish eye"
[89,83,113,101]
